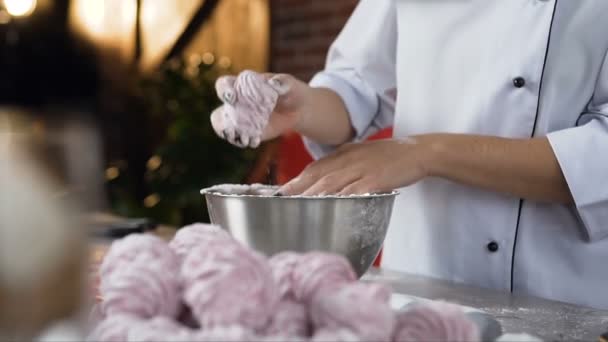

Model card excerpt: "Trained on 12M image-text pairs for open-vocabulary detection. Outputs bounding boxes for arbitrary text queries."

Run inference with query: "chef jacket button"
[487,241,499,253]
[513,77,526,88]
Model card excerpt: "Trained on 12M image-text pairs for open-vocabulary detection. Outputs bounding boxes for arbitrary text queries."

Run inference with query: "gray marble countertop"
[365,268,608,341]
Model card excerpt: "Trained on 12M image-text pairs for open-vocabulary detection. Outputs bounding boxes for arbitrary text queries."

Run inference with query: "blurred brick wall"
[269,0,358,81]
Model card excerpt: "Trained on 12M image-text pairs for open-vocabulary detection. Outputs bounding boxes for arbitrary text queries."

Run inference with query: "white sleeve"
[547,50,608,242]
[303,0,398,159]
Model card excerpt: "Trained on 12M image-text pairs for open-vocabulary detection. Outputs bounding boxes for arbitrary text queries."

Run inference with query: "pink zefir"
[168,223,232,262]
[268,251,303,300]
[181,239,279,330]
[98,234,181,319]
[393,302,480,342]
[291,252,357,303]
[212,70,287,148]
[310,282,395,342]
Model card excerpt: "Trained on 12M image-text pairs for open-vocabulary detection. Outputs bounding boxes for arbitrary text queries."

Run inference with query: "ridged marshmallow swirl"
[393,303,480,342]
[99,234,178,278]
[181,240,279,330]
[224,70,278,140]
[168,223,231,262]
[291,252,357,303]
[126,316,192,342]
[86,314,141,342]
[268,252,302,300]
[310,282,395,341]
[99,234,181,318]
[264,299,309,337]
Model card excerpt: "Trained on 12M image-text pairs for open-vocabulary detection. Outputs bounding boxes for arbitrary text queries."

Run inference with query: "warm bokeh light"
[140,0,202,70]
[188,54,202,67]
[4,0,37,17]
[218,56,232,69]
[185,0,269,72]
[202,52,215,65]
[143,194,160,208]
[68,0,269,71]
[146,155,162,171]
[69,0,136,61]
[105,167,120,181]
[0,10,11,23]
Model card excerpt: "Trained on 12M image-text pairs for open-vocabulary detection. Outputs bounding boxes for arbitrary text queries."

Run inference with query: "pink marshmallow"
[311,329,361,342]
[212,71,280,147]
[86,314,141,342]
[264,299,309,337]
[310,282,394,341]
[181,240,279,330]
[393,303,480,342]
[291,252,357,303]
[169,223,232,262]
[100,259,181,319]
[268,252,303,300]
[127,316,192,342]
[192,325,256,342]
[99,234,178,279]
[98,234,181,319]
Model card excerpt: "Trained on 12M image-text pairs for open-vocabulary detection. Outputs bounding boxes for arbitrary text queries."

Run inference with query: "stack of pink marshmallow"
[88,223,479,342]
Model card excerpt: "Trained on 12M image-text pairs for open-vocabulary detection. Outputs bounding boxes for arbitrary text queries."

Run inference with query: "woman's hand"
[280,133,573,203]
[211,71,310,148]
[279,138,431,195]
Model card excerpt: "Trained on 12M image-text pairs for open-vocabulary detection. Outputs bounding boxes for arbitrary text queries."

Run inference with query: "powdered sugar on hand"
[212,71,280,148]
[201,183,397,199]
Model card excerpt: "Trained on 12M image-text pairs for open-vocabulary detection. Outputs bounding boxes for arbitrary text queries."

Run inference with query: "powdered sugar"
[345,196,393,268]
[201,183,397,199]
[211,71,279,148]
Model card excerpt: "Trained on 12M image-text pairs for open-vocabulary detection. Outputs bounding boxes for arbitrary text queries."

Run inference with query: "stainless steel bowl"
[200,184,398,276]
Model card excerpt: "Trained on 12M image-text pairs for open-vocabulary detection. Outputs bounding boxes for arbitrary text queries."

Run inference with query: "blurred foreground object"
[3,0,37,17]
[0,112,91,340]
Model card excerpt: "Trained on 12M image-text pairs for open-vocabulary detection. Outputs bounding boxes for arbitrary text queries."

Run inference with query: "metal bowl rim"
[200,184,399,200]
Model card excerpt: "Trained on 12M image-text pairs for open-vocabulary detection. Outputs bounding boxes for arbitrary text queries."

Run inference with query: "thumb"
[267,74,292,96]
[210,106,228,139]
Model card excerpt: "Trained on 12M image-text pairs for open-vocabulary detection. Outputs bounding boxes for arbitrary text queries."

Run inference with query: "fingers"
[210,106,227,138]
[280,169,375,196]
[219,72,289,104]
[239,134,250,148]
[250,137,261,148]
[210,106,240,147]
[338,178,378,195]
[211,106,263,149]
[263,72,291,95]
[215,75,237,105]
[278,154,344,195]
[279,166,322,196]
[214,71,285,149]
[279,176,311,197]
[301,172,362,196]
[277,142,388,195]
[267,74,292,96]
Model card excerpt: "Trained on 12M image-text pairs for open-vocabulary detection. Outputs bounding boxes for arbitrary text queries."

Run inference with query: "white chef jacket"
[304,0,608,309]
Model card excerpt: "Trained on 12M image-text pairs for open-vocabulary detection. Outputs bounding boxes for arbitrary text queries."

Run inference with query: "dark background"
[0,0,358,225]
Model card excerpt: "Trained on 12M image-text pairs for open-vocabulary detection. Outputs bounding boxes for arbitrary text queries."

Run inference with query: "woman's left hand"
[279,138,431,196]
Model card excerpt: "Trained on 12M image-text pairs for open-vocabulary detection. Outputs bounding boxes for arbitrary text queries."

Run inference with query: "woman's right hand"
[211,71,310,148]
